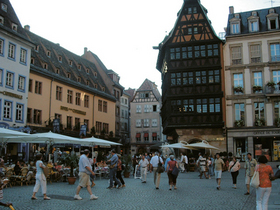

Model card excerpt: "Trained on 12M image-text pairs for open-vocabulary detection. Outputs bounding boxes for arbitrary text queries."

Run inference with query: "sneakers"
[90,194,98,200]
[244,192,250,195]
[74,195,82,200]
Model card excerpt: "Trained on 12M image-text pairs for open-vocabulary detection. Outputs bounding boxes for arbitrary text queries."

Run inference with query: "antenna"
[266,0,280,7]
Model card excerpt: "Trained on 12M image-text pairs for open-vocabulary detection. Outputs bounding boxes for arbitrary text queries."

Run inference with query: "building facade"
[155,0,226,154]
[130,79,162,155]
[120,90,130,154]
[224,6,280,162]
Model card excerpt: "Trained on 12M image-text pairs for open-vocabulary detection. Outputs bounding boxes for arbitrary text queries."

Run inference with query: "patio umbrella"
[188,141,220,150]
[160,142,198,150]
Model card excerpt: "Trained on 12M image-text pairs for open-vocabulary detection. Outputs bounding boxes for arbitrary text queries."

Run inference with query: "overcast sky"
[10,0,279,92]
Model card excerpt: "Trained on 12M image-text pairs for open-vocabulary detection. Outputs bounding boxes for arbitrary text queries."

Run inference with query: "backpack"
[121,164,125,171]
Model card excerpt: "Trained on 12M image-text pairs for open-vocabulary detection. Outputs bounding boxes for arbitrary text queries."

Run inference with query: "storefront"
[227,128,280,162]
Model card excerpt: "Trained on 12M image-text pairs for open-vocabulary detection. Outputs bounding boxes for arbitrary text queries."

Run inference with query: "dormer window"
[1,3,7,12]
[94,72,97,77]
[43,63,48,70]
[78,64,81,70]
[12,23,17,32]
[235,14,240,18]
[56,68,60,74]
[94,84,97,89]
[58,55,62,62]
[188,8,192,14]
[267,10,279,30]
[193,7,197,14]
[86,80,90,86]
[102,87,105,92]
[67,73,71,79]
[248,12,259,32]
[0,16,4,25]
[230,14,241,34]
[77,77,81,83]
[31,57,35,64]
[35,45,39,52]
[47,50,51,57]
[86,68,89,74]
[69,60,73,66]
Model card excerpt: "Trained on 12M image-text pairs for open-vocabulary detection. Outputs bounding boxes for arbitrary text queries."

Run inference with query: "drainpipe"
[49,78,54,123]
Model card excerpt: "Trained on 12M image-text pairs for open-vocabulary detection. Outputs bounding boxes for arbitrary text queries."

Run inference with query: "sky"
[10,0,280,93]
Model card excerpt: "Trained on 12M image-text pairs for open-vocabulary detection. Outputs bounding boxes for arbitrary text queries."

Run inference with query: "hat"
[111,149,116,153]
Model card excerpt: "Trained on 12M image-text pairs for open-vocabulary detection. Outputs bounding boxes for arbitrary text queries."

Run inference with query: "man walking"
[138,155,149,183]
[107,149,121,189]
[244,153,257,195]
[150,152,163,189]
[214,153,224,190]
[74,149,98,200]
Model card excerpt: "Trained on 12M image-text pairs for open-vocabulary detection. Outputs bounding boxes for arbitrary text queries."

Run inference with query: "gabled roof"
[136,78,161,101]
[0,0,33,45]
[24,30,116,102]
[226,6,280,36]
[125,88,136,102]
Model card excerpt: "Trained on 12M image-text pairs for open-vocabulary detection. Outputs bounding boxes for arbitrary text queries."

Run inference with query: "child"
[0,175,13,208]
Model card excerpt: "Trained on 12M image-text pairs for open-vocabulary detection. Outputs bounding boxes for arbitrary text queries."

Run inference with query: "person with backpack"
[114,154,125,188]
[166,155,179,190]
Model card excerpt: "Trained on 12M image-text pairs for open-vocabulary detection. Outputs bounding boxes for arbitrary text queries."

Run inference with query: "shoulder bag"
[250,165,259,188]
[156,157,165,173]
[171,161,179,176]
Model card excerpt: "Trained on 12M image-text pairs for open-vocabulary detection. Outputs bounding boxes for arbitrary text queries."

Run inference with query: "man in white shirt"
[150,152,164,189]
[138,155,149,183]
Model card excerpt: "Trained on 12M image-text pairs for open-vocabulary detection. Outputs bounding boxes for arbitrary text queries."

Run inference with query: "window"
[253,72,262,92]
[67,73,71,79]
[35,45,39,52]
[267,10,279,30]
[136,133,141,142]
[254,102,265,122]
[12,23,17,31]
[153,105,157,112]
[0,69,2,86]
[67,116,72,129]
[182,72,193,85]
[43,63,48,69]
[0,38,4,56]
[75,93,81,105]
[78,64,81,70]
[56,68,60,74]
[250,45,261,63]
[67,90,73,104]
[58,56,62,62]
[270,43,280,62]
[86,80,89,86]
[103,101,107,113]
[195,71,207,84]
[273,70,280,90]
[231,46,242,65]
[152,119,158,127]
[136,119,141,127]
[28,79,32,92]
[86,68,89,74]
[96,121,102,133]
[183,99,194,112]
[0,16,3,25]
[3,101,12,121]
[152,133,158,141]
[33,109,42,124]
[144,133,149,142]
[1,3,7,12]
[103,123,109,134]
[208,70,220,83]
[69,60,73,66]
[250,21,258,32]
[144,105,150,113]
[234,73,243,93]
[18,76,25,91]
[125,99,128,105]
[171,73,181,86]
[274,102,280,119]
[84,95,89,108]
[74,118,80,130]
[235,103,245,121]
[15,103,23,122]
[84,119,89,131]
[136,105,141,113]
[196,99,207,113]
[31,57,34,64]
[209,98,221,113]
[46,50,51,57]
[56,86,62,101]
[8,43,15,60]
[77,77,81,83]
[144,119,149,127]
[116,106,120,116]
[98,100,102,111]
[35,81,42,94]
[6,72,14,88]
[27,108,32,123]
[20,48,27,64]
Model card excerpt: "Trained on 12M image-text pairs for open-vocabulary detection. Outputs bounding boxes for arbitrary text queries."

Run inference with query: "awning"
[144,133,149,137]
[152,133,157,137]
[136,133,141,138]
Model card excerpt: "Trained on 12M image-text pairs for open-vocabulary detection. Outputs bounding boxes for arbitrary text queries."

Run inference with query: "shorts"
[215,170,222,179]
[200,166,206,172]
[78,172,91,188]
[245,175,252,185]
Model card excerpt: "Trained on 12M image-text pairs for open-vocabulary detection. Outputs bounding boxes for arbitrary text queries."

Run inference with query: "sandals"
[31,197,37,200]
[44,197,51,200]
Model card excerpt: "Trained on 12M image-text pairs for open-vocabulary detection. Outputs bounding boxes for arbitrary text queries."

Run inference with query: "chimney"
[229,6,234,14]
[84,47,88,54]
[24,25,30,31]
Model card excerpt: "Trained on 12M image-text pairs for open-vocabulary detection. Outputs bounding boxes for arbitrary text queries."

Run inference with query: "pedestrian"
[88,153,95,187]
[132,155,138,176]
[198,154,208,179]
[207,156,212,179]
[244,153,257,195]
[166,155,179,190]
[145,153,150,170]
[107,149,122,189]
[74,149,98,200]
[214,153,224,190]
[183,153,189,172]
[0,170,12,207]
[164,153,172,172]
[31,153,51,200]
[210,155,215,175]
[180,153,186,172]
[114,154,125,188]
[228,156,240,189]
[150,152,164,189]
[138,155,149,183]
[256,155,275,210]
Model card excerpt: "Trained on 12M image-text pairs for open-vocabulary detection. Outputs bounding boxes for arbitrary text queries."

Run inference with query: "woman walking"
[166,155,179,190]
[114,154,125,188]
[31,154,50,200]
[256,155,274,210]
[228,156,240,188]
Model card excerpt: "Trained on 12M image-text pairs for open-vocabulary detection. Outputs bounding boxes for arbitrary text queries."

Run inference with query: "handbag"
[172,165,179,176]
[109,163,116,169]
[250,165,259,188]
[43,167,49,177]
[156,156,165,173]
[275,169,280,179]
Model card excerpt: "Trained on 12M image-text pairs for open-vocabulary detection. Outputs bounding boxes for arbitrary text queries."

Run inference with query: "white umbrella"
[80,137,122,146]
[160,142,197,150]
[188,141,220,150]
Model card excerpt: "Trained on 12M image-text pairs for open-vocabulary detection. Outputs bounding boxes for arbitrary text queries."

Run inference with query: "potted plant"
[121,155,132,178]
[234,120,245,127]
[59,153,79,184]
[266,81,276,87]
[90,126,96,136]
[255,118,265,126]
[233,86,243,93]
[253,85,262,92]
[275,118,280,127]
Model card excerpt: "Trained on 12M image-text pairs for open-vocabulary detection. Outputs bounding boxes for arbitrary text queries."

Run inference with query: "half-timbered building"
[155,0,226,154]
